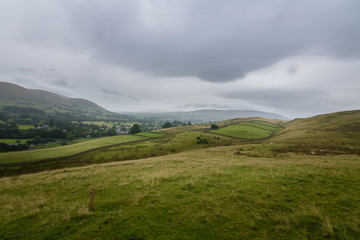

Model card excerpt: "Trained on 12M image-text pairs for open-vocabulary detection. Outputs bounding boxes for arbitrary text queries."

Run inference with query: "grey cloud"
[18,67,72,88]
[220,89,343,116]
[56,0,360,82]
[101,88,122,97]
[42,68,71,87]
[1,0,360,118]
[101,88,139,102]
[178,103,229,109]
[222,89,328,106]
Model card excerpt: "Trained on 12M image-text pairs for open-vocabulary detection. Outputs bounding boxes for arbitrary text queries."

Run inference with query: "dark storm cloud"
[55,0,360,82]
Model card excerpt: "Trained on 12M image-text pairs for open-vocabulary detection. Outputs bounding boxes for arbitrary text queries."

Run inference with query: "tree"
[33,135,43,144]
[66,132,74,141]
[162,122,172,128]
[107,128,117,136]
[172,121,181,127]
[211,124,219,130]
[130,124,141,134]
[49,119,54,128]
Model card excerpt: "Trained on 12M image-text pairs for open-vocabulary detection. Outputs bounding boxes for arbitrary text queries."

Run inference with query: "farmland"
[1,145,359,239]
[0,111,360,239]
[0,139,31,144]
[211,121,282,139]
[0,135,144,164]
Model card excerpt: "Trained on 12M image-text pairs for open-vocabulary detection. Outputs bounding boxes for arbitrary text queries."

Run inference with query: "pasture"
[1,112,360,239]
[0,139,31,144]
[211,121,282,139]
[136,132,166,138]
[18,125,34,130]
[0,145,359,239]
[0,135,144,164]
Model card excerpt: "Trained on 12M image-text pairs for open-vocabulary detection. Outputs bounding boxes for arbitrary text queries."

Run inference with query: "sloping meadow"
[1,145,359,239]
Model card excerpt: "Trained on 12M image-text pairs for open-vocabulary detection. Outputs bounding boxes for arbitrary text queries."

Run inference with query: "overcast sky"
[1,0,360,118]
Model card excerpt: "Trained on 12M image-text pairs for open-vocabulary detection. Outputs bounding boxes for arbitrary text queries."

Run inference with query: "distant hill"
[0,81,131,121]
[122,109,289,122]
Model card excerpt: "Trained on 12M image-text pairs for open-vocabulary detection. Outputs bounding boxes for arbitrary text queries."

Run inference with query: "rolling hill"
[1,110,360,239]
[0,81,132,121]
[121,109,289,122]
[270,110,360,146]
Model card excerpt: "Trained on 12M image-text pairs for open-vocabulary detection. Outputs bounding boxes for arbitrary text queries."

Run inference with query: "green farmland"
[136,132,165,138]
[1,146,359,239]
[0,135,144,164]
[1,112,360,239]
[0,139,31,144]
[211,121,282,139]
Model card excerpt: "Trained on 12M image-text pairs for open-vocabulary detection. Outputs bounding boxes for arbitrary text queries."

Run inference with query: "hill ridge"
[0,81,128,121]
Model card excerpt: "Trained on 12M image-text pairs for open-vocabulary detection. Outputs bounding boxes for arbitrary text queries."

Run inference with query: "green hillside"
[123,109,289,122]
[0,110,360,239]
[0,135,144,164]
[0,124,241,176]
[211,121,282,139]
[266,110,360,155]
[0,81,132,121]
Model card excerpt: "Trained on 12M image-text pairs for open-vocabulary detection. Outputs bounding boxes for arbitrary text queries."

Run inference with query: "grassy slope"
[0,139,31,144]
[0,81,128,120]
[0,146,359,239]
[271,110,360,146]
[136,132,165,138]
[0,82,101,113]
[0,125,241,176]
[1,112,360,239]
[267,110,360,156]
[0,135,144,164]
[18,125,34,130]
[211,121,281,139]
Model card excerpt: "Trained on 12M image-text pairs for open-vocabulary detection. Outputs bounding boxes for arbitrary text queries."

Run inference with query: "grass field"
[0,135,144,164]
[136,132,166,138]
[18,125,34,130]
[82,121,118,127]
[1,112,360,239]
[270,110,360,147]
[211,121,282,139]
[0,125,242,176]
[0,139,31,144]
[0,146,359,239]
[34,137,101,149]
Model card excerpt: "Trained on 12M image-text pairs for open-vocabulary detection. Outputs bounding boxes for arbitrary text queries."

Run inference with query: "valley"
[1,109,360,239]
[2,2,359,239]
